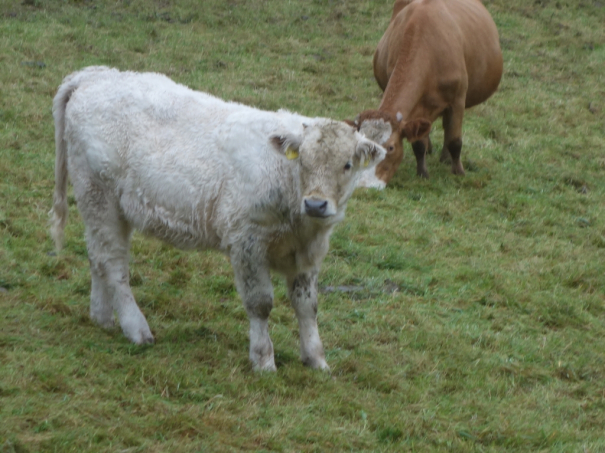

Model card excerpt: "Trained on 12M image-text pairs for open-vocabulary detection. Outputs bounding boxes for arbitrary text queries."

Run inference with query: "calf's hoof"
[252,356,277,372]
[124,326,155,345]
[91,312,115,330]
[302,355,330,371]
[250,341,276,372]
[120,312,154,344]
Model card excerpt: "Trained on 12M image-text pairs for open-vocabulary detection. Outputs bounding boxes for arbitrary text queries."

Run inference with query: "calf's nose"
[304,199,328,217]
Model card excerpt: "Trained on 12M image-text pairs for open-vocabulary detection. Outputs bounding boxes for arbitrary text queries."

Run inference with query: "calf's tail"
[50,66,113,251]
[50,67,106,251]
[49,78,72,251]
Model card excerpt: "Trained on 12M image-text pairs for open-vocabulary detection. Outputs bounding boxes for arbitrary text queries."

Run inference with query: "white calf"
[50,66,385,371]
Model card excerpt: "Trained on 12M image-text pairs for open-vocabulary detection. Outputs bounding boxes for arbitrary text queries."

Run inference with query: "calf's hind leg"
[73,172,154,344]
[89,262,114,329]
[86,221,154,344]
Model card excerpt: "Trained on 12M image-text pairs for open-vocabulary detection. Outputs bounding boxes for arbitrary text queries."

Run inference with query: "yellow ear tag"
[363,159,370,168]
[285,147,299,160]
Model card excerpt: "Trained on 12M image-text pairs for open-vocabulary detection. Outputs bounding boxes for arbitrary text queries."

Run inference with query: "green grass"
[1,0,605,451]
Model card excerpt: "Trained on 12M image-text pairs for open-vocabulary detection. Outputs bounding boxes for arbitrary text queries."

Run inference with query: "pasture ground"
[1,0,604,451]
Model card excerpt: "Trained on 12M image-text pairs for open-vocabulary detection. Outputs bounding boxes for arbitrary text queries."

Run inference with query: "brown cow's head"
[271,119,386,225]
[350,110,431,188]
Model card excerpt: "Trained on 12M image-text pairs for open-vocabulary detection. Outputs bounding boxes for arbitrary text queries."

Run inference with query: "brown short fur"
[359,0,503,181]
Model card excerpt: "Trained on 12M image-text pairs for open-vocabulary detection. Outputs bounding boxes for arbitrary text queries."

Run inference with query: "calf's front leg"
[231,247,276,372]
[287,270,329,370]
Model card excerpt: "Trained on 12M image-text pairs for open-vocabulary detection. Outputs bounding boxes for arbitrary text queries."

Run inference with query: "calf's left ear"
[400,119,431,142]
[355,135,387,168]
[270,132,303,160]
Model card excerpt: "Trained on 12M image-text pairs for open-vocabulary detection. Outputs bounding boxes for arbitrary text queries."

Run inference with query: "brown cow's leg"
[440,108,453,163]
[442,102,465,175]
[448,138,464,175]
[412,138,429,178]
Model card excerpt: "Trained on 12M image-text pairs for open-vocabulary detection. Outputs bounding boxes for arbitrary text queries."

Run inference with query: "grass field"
[1,0,604,451]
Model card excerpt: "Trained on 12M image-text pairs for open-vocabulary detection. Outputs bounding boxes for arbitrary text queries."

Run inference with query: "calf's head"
[271,119,386,225]
[349,110,431,189]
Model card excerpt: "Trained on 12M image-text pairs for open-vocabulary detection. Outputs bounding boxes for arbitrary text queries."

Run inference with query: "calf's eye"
[344,162,352,171]
[388,146,395,152]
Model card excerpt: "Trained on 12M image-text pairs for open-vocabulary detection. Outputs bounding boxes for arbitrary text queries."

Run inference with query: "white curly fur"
[50,67,385,371]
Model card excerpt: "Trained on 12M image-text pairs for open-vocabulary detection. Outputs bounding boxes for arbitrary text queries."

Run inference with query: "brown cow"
[354,0,503,185]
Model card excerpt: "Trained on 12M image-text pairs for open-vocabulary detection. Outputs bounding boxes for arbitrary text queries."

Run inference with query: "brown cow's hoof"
[440,149,452,163]
[451,164,465,176]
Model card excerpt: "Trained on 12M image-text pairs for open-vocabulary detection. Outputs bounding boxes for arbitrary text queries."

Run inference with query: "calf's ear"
[355,135,387,168]
[270,132,303,160]
[400,119,431,142]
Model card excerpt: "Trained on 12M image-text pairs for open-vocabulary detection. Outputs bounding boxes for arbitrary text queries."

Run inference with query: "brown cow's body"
[356,0,503,183]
